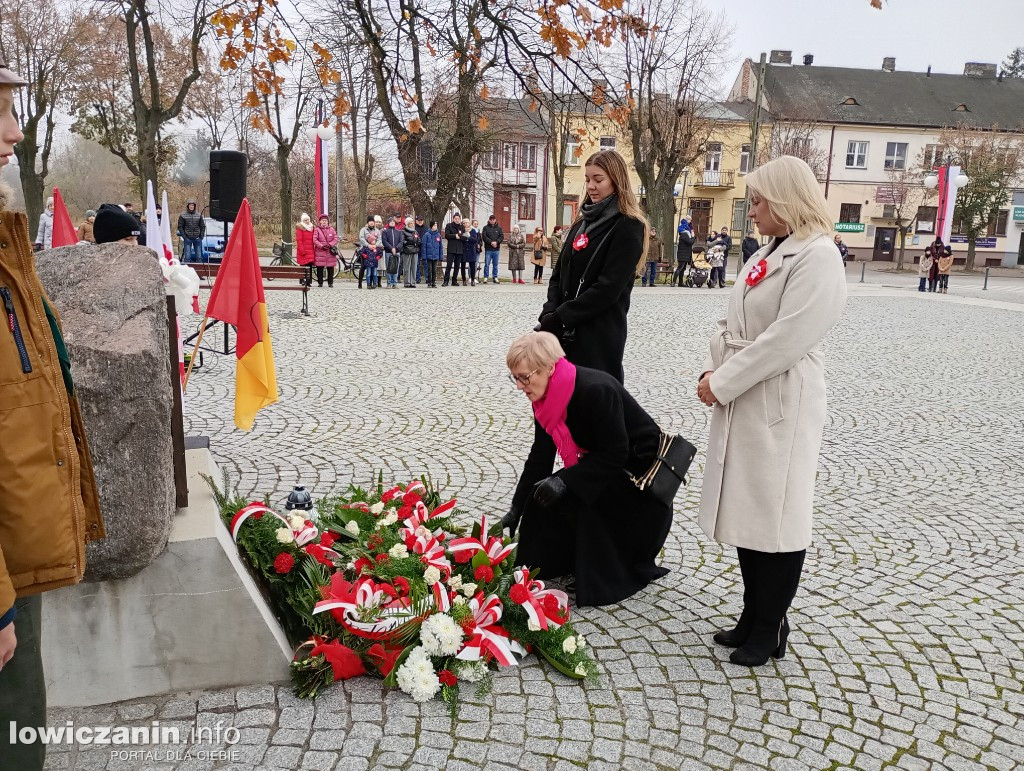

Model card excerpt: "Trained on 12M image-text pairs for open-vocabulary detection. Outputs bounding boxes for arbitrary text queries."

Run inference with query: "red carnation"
[353,557,373,574]
[304,519,315,529]
[454,550,472,564]
[438,669,457,688]
[458,617,477,634]
[320,532,336,548]
[394,576,411,595]
[474,565,494,583]
[402,491,421,506]
[274,553,295,574]
[509,584,530,604]
[379,583,397,599]
[304,545,335,567]
[375,553,390,564]
[543,594,561,614]
[382,491,396,503]
[398,504,414,520]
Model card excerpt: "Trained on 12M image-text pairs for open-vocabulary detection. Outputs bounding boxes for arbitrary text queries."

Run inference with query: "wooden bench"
[196,263,308,290]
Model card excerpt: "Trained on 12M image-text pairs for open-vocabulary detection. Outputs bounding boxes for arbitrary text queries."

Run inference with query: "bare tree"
[878,154,934,271]
[938,124,1024,271]
[73,0,210,188]
[760,117,830,178]
[0,0,89,237]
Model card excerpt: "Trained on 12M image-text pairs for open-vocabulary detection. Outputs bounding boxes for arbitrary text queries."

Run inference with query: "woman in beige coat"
[697,156,847,666]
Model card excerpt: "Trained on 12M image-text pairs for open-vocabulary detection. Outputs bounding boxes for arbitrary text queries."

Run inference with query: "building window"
[705,143,723,172]
[518,193,537,220]
[846,141,868,169]
[564,133,580,166]
[915,206,937,234]
[503,143,517,170]
[739,144,751,174]
[923,144,946,169]
[481,145,500,170]
[987,209,1009,237]
[599,136,616,152]
[731,199,746,233]
[839,203,862,223]
[519,143,537,171]
[884,142,909,170]
[882,204,896,219]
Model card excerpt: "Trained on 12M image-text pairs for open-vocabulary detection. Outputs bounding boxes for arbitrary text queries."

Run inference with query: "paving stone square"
[47,281,1024,769]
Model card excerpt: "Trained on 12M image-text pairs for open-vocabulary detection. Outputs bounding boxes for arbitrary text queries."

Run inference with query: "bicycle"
[269,240,295,267]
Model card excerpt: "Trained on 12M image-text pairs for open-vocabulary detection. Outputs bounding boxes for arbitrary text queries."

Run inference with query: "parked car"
[181,218,229,264]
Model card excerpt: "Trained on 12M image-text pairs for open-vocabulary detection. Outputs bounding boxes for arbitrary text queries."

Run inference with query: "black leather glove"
[534,312,563,336]
[501,507,523,536]
[532,476,566,509]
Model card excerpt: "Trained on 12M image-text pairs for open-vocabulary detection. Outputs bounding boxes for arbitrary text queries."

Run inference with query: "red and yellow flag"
[204,198,278,430]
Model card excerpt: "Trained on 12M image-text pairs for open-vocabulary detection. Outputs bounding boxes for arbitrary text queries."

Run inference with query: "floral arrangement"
[207,474,597,708]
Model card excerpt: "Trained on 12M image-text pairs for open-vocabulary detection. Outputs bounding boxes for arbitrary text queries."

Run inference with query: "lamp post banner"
[937,165,961,244]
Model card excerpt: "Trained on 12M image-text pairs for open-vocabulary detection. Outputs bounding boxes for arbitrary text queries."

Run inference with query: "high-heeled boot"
[729,617,789,666]
[713,608,754,647]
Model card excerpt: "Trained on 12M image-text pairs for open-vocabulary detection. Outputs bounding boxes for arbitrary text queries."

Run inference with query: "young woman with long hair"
[535,150,649,383]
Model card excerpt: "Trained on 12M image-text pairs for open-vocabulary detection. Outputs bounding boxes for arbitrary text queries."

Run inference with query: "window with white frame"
[520,143,537,171]
[922,144,945,169]
[739,144,751,174]
[481,145,500,170]
[564,133,581,166]
[503,143,517,170]
[599,136,616,152]
[846,141,868,168]
[705,142,723,172]
[884,142,909,169]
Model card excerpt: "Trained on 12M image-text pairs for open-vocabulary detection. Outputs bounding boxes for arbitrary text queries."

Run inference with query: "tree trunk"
[356,178,369,233]
[965,236,977,272]
[649,186,675,266]
[896,228,907,271]
[137,128,160,193]
[277,143,293,248]
[554,185,566,227]
[15,138,45,241]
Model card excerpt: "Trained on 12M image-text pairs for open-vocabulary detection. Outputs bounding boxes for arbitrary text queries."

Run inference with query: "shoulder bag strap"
[569,220,621,300]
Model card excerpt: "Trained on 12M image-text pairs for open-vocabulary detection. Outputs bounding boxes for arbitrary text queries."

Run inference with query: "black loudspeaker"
[209,150,248,221]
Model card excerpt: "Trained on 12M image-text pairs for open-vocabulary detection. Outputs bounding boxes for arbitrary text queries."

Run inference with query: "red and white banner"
[314,136,329,220]
[936,165,961,245]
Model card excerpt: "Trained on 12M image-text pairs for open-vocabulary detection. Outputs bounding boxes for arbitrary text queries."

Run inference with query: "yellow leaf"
[480,85,490,100]
[284,39,297,52]
[478,116,489,130]
[409,118,423,133]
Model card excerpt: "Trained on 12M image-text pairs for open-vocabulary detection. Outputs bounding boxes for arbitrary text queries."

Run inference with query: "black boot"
[729,617,789,666]
[714,548,756,647]
[713,609,754,647]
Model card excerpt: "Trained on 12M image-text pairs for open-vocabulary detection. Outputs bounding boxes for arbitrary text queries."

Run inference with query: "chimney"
[882,57,896,72]
[769,50,792,66]
[803,54,814,66]
[964,62,998,78]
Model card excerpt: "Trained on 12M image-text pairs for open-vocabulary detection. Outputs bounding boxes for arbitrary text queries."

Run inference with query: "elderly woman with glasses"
[502,332,673,606]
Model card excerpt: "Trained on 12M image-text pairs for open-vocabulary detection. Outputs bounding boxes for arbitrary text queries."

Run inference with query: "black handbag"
[629,433,697,506]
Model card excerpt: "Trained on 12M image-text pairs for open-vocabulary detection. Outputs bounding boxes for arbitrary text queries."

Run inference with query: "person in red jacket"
[295,213,315,287]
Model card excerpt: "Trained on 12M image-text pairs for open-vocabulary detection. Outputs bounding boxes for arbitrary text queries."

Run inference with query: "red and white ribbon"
[455,593,526,667]
[313,577,419,640]
[230,503,284,541]
[510,568,569,631]
[448,514,516,566]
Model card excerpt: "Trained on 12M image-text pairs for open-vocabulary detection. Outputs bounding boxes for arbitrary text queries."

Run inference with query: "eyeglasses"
[507,369,539,386]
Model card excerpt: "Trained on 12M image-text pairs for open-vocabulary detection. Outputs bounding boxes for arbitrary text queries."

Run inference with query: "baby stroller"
[684,264,709,288]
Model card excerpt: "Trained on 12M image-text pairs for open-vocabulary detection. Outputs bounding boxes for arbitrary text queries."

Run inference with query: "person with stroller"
[687,245,711,288]
[674,218,695,286]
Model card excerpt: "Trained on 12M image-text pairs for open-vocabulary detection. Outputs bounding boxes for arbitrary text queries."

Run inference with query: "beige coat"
[699,233,847,552]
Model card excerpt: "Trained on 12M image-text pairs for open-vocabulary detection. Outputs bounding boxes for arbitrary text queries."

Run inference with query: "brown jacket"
[0,210,104,617]
[77,219,95,243]
[937,255,954,275]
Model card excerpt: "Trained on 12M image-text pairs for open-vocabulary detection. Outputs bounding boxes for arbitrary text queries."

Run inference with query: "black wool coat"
[511,366,672,606]
[540,214,644,383]
[444,221,465,256]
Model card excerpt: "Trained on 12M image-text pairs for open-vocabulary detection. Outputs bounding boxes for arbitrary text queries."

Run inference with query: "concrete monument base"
[41,447,291,707]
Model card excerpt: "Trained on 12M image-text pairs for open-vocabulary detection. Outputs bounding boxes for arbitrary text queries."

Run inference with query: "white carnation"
[377,512,398,529]
[370,501,385,515]
[345,520,360,536]
[414,525,432,539]
[423,566,441,586]
[453,595,468,606]
[388,543,409,559]
[562,636,578,654]
[275,527,295,544]
[574,663,587,677]
[527,619,541,632]
[420,614,464,656]
[448,574,463,591]
[576,634,586,649]
[461,583,477,597]
[288,514,306,530]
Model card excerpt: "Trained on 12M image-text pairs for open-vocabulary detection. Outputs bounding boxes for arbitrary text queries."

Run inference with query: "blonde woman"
[535,150,648,383]
[530,227,550,283]
[697,155,847,667]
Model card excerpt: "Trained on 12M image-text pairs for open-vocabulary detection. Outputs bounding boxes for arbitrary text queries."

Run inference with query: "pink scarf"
[533,357,584,467]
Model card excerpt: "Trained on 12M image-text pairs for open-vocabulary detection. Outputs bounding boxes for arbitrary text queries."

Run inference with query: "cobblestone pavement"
[49,281,1024,770]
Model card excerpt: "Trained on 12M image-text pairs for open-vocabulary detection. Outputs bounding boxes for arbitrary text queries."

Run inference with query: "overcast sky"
[711,0,1021,79]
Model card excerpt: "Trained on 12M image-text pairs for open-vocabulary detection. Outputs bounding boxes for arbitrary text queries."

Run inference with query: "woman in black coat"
[443,213,467,286]
[536,150,647,384]
[502,332,673,607]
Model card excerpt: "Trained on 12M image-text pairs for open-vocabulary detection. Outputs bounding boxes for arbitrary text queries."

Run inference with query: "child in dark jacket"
[421,222,444,288]
[358,233,383,290]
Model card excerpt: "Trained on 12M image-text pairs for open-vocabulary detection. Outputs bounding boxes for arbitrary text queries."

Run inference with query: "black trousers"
[736,547,805,626]
[444,254,464,284]
[0,595,46,771]
[534,264,544,280]
[673,260,691,286]
[315,266,335,286]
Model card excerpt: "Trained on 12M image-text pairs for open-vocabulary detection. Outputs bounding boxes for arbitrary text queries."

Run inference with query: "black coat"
[540,214,644,384]
[512,366,672,606]
[741,236,760,262]
[444,221,465,256]
[676,230,695,262]
[481,223,504,249]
